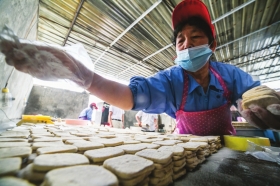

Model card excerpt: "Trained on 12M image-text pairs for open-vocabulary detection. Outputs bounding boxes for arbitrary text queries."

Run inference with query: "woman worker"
[1,0,279,135]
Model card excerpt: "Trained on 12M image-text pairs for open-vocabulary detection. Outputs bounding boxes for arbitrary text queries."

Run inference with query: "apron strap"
[179,66,231,111]
[179,70,189,111]
[209,66,231,102]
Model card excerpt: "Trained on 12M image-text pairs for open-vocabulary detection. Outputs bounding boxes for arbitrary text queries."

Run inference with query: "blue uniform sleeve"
[128,68,179,115]
[79,108,87,117]
[86,108,92,120]
[213,62,260,107]
[231,67,260,106]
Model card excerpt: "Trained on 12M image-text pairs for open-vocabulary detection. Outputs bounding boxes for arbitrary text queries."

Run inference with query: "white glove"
[0,26,94,89]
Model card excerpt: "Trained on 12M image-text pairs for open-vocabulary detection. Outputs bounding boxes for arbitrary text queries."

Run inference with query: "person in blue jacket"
[78,103,98,121]
[1,0,279,134]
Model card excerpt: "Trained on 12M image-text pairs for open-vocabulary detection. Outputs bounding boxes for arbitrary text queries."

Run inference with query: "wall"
[124,110,138,128]
[92,101,105,125]
[24,86,89,119]
[0,0,38,124]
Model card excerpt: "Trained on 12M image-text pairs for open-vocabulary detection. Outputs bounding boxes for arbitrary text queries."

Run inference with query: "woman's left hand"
[237,96,280,130]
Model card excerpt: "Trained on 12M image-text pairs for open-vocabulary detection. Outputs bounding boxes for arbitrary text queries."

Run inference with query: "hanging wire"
[0,108,17,123]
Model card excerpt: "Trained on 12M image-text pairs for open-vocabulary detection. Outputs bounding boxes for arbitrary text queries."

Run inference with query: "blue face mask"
[174,44,213,72]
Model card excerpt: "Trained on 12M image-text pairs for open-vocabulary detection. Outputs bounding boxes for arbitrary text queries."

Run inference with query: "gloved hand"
[237,92,280,130]
[0,26,94,89]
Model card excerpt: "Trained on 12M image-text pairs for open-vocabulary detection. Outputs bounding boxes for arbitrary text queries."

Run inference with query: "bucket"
[64,119,89,125]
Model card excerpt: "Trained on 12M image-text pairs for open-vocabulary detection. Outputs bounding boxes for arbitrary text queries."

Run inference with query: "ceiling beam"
[211,0,255,24]
[117,0,255,76]
[216,20,280,50]
[253,70,280,78]
[62,0,85,46]
[220,44,279,65]
[240,55,279,68]
[93,0,163,66]
[117,43,173,76]
[43,15,163,73]
[236,54,280,68]
[262,76,280,83]
[246,64,280,74]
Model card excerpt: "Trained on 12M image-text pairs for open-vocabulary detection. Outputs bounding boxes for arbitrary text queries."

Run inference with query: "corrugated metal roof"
[37,0,280,83]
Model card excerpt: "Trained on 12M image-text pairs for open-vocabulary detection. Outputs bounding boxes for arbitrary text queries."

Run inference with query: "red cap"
[172,0,215,38]
[90,103,98,109]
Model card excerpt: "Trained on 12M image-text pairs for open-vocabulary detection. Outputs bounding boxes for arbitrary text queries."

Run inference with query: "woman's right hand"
[0,26,94,89]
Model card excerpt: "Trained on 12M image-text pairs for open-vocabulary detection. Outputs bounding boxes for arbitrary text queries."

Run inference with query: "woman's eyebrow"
[190,28,202,34]
[177,32,183,38]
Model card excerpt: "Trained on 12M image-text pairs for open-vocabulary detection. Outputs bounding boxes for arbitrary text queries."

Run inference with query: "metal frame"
[62,0,85,46]
[216,20,280,50]
[93,0,163,66]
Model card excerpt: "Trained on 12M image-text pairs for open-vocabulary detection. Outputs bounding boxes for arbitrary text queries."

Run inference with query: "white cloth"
[136,111,158,131]
[112,120,123,129]
[91,109,96,122]
[109,105,124,120]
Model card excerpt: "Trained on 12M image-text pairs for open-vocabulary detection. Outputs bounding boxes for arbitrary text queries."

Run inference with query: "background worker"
[135,111,158,132]
[78,103,98,121]
[100,102,110,126]
[108,105,124,128]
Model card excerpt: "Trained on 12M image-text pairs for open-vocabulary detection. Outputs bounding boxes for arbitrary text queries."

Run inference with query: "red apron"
[175,66,236,135]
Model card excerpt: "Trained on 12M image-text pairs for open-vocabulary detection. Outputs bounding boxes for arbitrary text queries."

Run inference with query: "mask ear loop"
[209,40,217,62]
[208,41,214,48]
